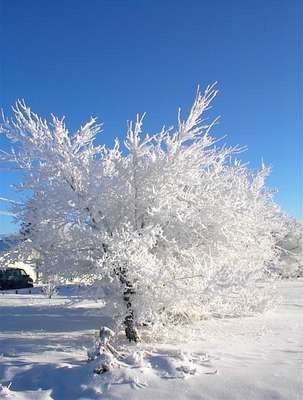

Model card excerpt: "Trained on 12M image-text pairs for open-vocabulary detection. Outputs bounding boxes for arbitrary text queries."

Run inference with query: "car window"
[7,270,21,277]
[20,269,27,276]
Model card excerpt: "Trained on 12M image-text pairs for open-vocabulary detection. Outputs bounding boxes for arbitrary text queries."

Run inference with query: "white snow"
[0,280,302,399]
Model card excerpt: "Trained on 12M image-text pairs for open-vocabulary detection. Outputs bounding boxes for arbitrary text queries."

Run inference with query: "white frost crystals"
[0,84,287,341]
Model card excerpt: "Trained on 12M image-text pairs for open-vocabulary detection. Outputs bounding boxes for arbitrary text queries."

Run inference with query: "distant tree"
[272,217,303,278]
[0,85,287,341]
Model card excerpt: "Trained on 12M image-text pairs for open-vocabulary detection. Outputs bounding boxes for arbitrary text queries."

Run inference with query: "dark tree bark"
[118,266,139,342]
[102,244,139,343]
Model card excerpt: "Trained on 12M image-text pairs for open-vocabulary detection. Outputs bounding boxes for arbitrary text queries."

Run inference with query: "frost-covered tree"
[272,217,303,278]
[0,84,287,341]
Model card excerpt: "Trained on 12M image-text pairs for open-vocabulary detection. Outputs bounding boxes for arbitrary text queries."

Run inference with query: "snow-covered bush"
[271,218,303,278]
[0,84,287,341]
[42,281,58,299]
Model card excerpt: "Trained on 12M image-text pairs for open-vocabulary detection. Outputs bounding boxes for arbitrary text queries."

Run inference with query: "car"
[0,268,33,290]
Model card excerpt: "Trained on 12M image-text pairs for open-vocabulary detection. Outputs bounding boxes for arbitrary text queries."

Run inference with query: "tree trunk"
[118,266,139,342]
[102,243,139,342]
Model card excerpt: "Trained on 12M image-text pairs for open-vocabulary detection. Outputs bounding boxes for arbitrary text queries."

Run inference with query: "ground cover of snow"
[0,280,302,399]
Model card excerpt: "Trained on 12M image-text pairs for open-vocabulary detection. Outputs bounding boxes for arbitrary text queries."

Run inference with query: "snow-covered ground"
[0,280,302,399]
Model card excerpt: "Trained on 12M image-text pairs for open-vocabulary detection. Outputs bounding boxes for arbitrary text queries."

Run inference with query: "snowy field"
[0,280,302,400]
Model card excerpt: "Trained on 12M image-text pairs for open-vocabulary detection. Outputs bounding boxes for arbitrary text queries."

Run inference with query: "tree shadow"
[0,305,114,333]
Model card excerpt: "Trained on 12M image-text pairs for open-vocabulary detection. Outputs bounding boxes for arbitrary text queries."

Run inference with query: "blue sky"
[0,0,302,234]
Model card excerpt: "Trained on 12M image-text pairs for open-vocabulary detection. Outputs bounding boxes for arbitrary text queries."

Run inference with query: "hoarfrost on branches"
[0,84,287,340]
[271,218,303,278]
[42,281,58,299]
